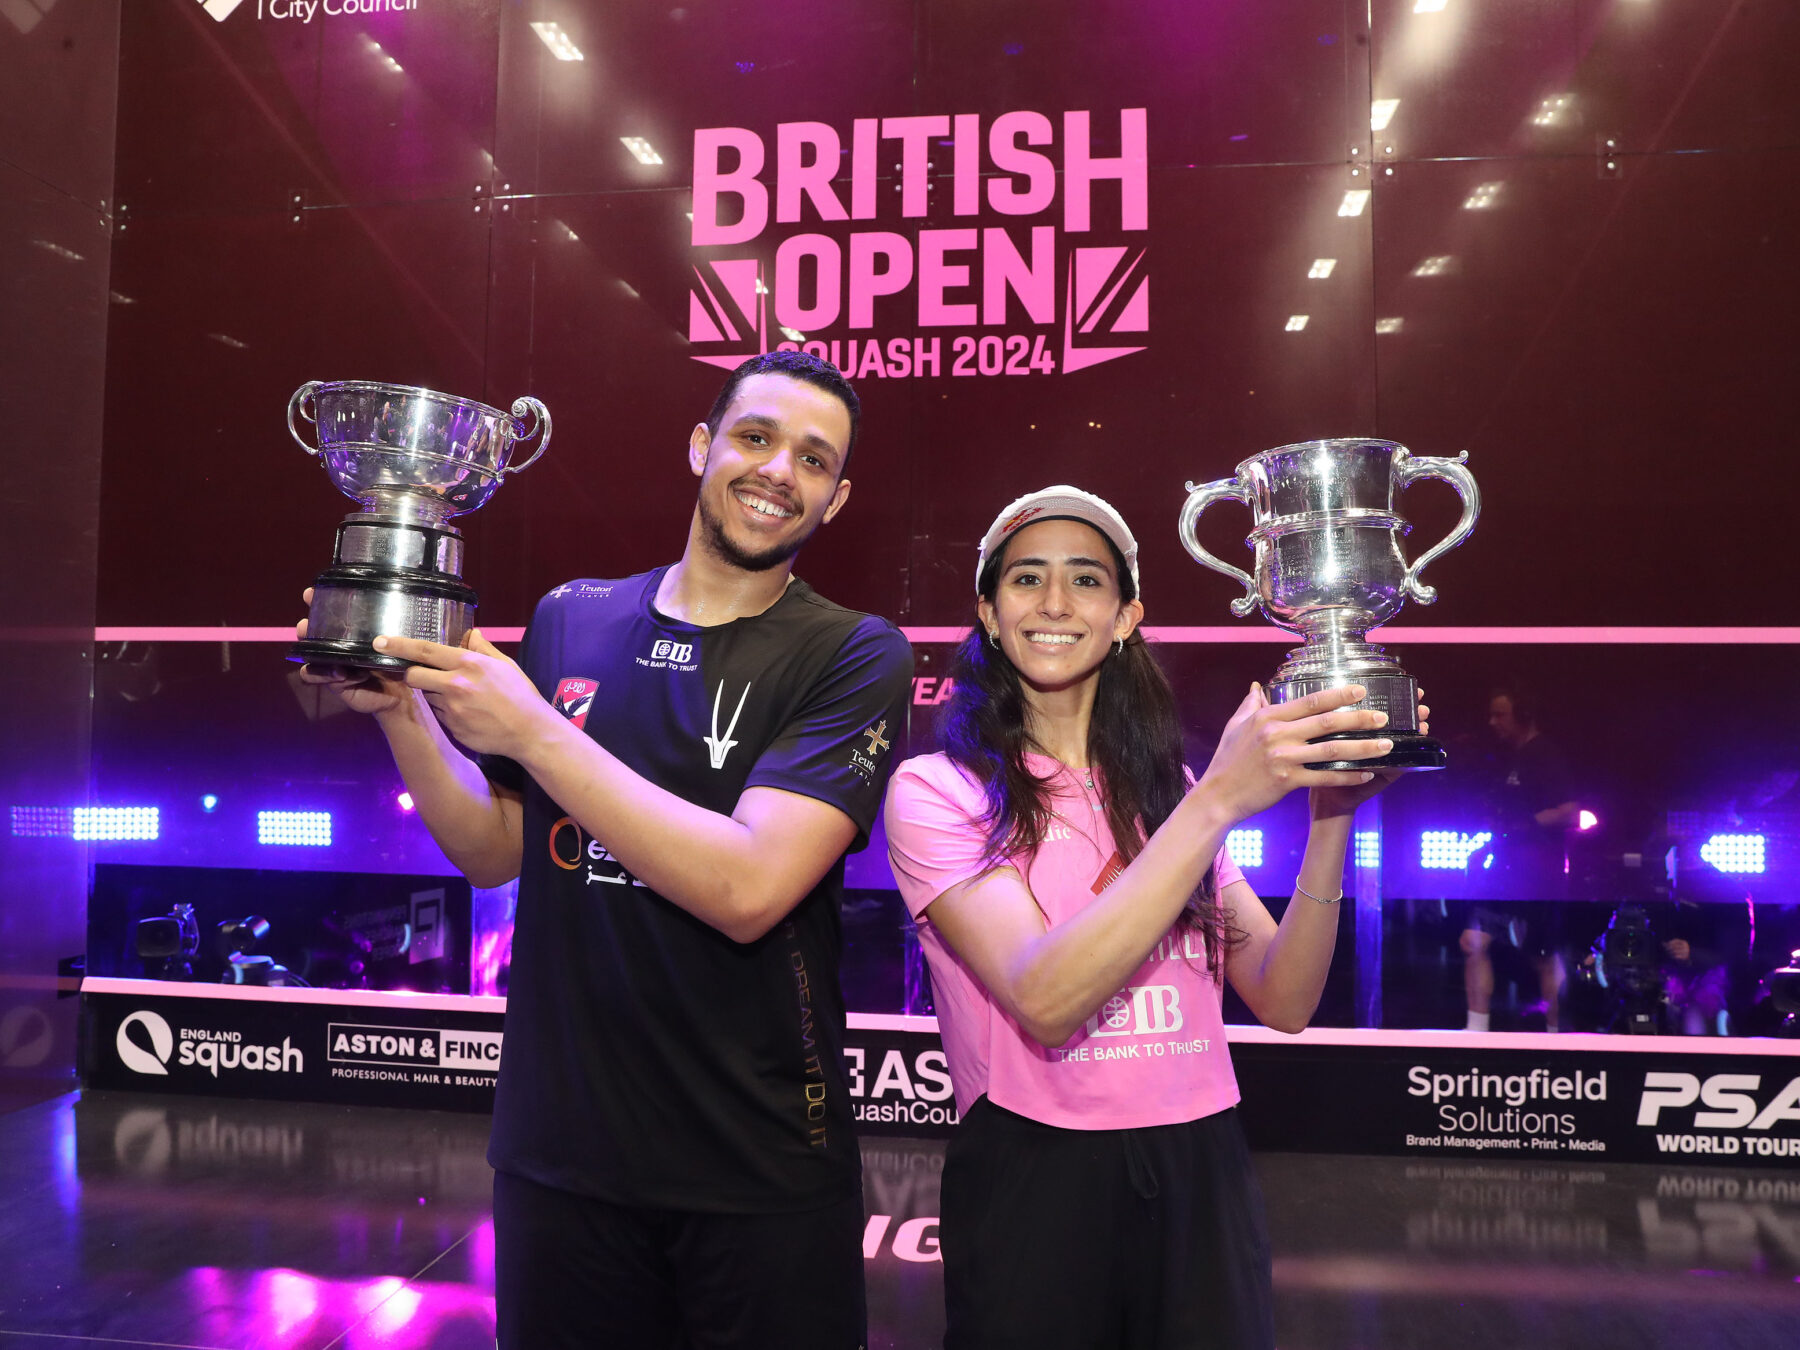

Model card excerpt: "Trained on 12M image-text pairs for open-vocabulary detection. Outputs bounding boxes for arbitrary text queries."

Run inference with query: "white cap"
[975,485,1140,597]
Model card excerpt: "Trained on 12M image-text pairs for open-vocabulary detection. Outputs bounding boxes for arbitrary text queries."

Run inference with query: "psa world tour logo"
[688,110,1149,379]
[195,0,421,24]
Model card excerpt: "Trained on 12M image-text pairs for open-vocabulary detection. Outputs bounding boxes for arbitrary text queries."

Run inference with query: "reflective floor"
[2,1091,1798,1349]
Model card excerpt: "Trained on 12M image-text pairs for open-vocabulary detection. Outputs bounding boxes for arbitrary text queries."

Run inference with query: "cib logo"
[1086,984,1182,1038]
[196,0,246,19]
[652,640,694,663]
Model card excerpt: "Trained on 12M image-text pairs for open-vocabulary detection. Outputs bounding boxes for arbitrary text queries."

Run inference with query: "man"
[1461,685,1579,1032]
[299,351,912,1348]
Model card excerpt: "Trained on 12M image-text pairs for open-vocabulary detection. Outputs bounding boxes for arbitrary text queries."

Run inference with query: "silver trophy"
[287,380,550,670]
[1179,438,1479,771]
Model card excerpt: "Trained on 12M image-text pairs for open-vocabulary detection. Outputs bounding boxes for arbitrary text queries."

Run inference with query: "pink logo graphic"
[197,0,246,19]
[687,109,1148,378]
[688,260,767,371]
[1063,246,1148,373]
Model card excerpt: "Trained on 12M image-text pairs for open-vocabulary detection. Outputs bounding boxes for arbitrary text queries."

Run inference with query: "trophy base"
[1302,730,1446,773]
[288,637,415,673]
[289,561,478,669]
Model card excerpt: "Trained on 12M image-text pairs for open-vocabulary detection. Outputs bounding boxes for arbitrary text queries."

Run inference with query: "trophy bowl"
[1180,438,1479,771]
[288,380,550,670]
[294,380,547,519]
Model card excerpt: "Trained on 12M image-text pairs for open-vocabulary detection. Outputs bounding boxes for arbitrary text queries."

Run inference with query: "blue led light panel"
[72,807,160,842]
[257,810,332,846]
[10,807,73,838]
[1419,830,1492,869]
[1700,833,1766,875]
[1226,828,1264,868]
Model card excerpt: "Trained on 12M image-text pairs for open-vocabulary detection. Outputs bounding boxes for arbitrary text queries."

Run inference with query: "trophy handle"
[501,396,551,474]
[1178,476,1259,617]
[287,381,322,455]
[1395,449,1481,605]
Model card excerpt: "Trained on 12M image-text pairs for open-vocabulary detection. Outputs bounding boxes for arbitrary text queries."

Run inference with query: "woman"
[884,486,1417,1350]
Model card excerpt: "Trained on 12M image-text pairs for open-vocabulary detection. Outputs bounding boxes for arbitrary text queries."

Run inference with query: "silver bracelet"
[1295,881,1341,905]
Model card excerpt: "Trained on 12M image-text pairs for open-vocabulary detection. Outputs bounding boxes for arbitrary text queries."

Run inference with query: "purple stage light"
[74,806,160,842]
[1700,833,1765,875]
[1226,828,1264,868]
[257,811,332,847]
[10,806,72,838]
[1420,830,1491,869]
[397,792,415,812]
[1578,809,1598,831]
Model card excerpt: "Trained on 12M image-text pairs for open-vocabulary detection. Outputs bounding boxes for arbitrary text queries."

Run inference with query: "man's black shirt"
[482,569,912,1212]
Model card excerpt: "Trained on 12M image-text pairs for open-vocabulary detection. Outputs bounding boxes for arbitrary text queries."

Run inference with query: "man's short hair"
[1491,682,1540,726]
[705,351,861,474]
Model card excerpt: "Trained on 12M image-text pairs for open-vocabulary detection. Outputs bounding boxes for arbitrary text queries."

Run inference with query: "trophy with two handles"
[286,380,551,669]
[1179,438,1480,770]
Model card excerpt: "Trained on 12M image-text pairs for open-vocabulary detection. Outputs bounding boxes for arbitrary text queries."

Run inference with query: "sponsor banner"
[81,987,1800,1165]
[84,990,502,1113]
[1231,1042,1800,1168]
[843,1024,961,1138]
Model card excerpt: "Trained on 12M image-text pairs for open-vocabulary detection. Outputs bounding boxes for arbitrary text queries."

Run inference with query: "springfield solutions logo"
[195,0,421,23]
[688,109,1149,379]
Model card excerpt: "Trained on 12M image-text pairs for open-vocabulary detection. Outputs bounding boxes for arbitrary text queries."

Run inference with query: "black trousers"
[492,1169,868,1349]
[941,1098,1274,1350]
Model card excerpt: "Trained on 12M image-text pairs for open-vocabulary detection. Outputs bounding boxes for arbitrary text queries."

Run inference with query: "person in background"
[1461,683,1580,1032]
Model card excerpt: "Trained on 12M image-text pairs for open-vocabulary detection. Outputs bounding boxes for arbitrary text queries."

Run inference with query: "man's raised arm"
[380,625,908,943]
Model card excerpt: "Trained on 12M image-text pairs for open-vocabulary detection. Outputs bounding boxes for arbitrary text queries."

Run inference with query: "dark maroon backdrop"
[0,0,119,1108]
[39,0,1800,1028]
[95,0,1800,632]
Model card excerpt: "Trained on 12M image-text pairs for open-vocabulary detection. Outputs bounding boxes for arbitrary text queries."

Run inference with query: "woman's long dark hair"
[941,535,1243,979]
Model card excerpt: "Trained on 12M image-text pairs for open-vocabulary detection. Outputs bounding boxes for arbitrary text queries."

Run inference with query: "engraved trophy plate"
[287,380,550,670]
[1179,438,1479,771]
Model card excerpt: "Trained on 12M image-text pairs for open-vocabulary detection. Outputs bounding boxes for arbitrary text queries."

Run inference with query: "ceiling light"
[1285,315,1310,332]
[620,136,663,166]
[530,22,585,61]
[1411,255,1453,277]
[1338,189,1371,216]
[1370,99,1401,132]
[31,238,83,262]
[1463,181,1503,210]
[1308,258,1337,279]
[1375,317,1404,334]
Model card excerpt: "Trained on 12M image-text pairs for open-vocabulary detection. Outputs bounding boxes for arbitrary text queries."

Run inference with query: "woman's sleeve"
[1213,842,1247,894]
[884,759,1002,921]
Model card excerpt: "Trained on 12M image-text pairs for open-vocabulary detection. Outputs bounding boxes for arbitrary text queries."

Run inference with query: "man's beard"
[696,485,810,573]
